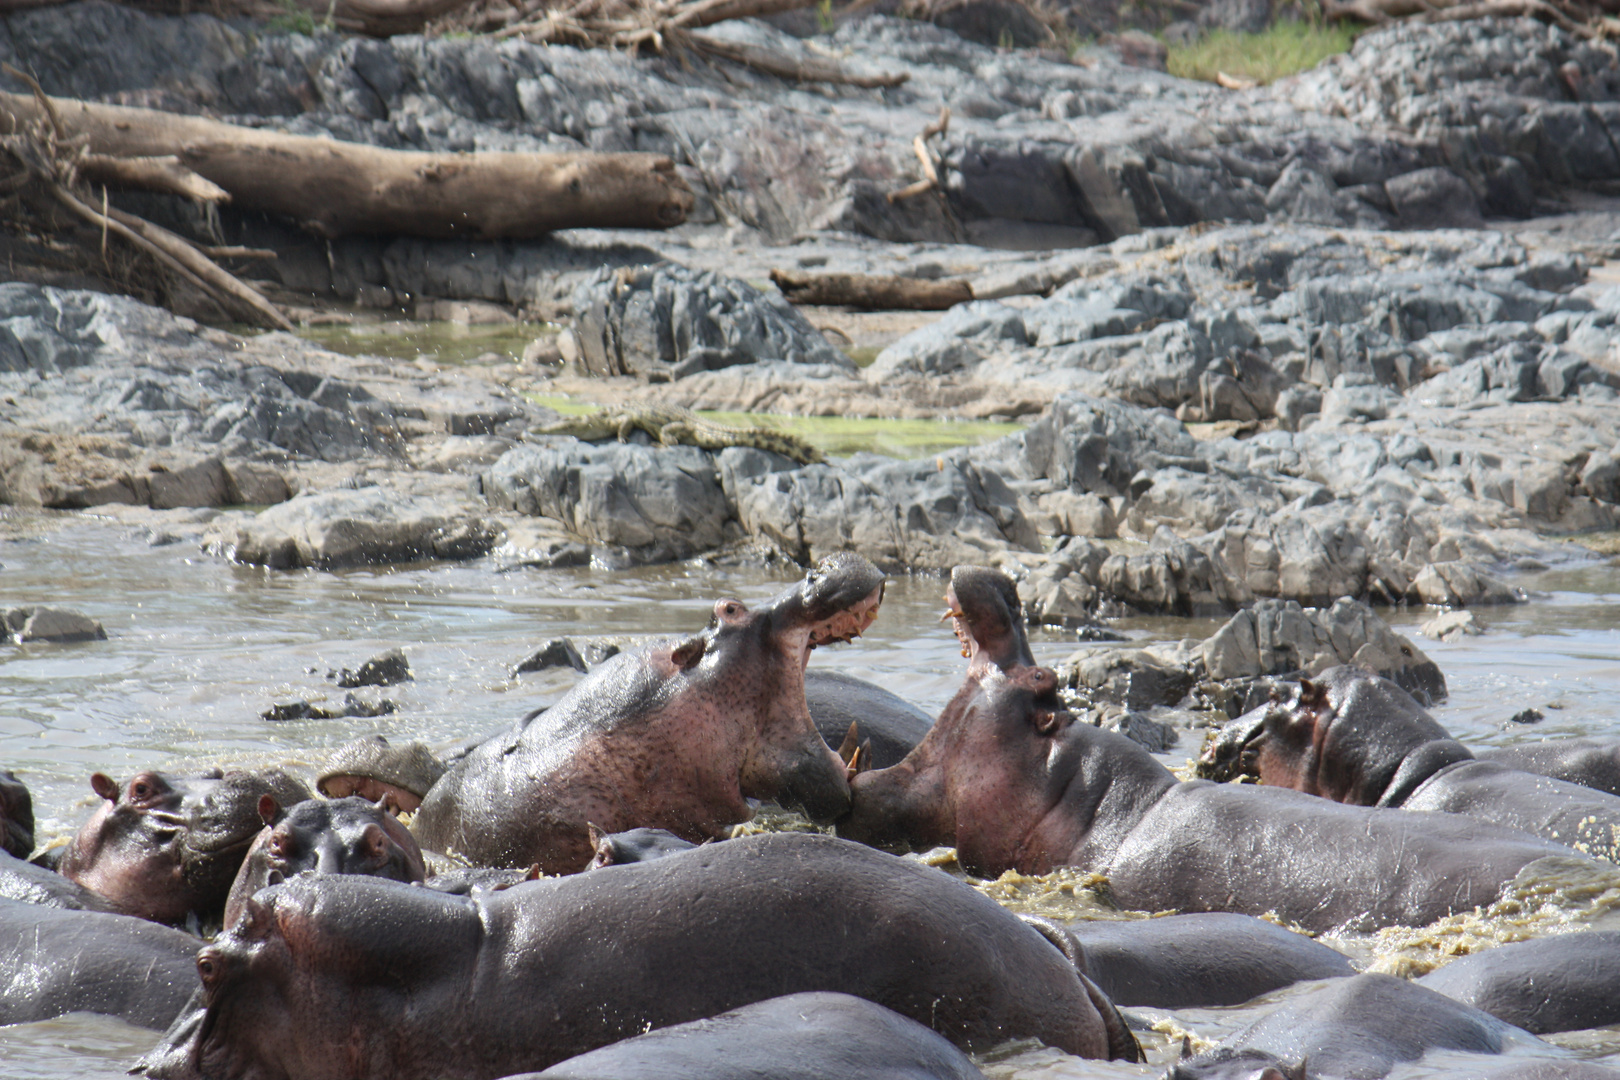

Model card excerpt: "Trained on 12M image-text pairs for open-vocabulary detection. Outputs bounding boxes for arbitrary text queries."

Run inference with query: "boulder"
[333,647,412,688]
[2,606,108,644]
[216,488,498,570]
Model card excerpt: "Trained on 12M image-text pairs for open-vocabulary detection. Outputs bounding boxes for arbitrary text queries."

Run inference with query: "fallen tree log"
[0,0,474,36]
[770,268,973,310]
[0,91,694,239]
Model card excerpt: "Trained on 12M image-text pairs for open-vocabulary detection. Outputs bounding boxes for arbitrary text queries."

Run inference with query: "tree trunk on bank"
[0,91,694,238]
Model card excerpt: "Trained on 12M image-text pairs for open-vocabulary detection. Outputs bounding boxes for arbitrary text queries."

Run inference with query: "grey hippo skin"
[516,993,985,1080]
[0,769,34,858]
[584,825,697,868]
[0,897,199,1028]
[222,795,426,928]
[1065,913,1357,1008]
[839,662,1581,933]
[412,553,885,873]
[804,669,933,771]
[1477,738,1620,798]
[1416,931,1620,1034]
[136,833,1140,1080]
[0,849,119,910]
[1456,1065,1620,1080]
[1199,667,1620,859]
[1170,974,1553,1080]
[55,768,312,925]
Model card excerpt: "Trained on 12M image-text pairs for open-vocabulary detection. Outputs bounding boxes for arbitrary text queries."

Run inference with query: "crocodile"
[534,404,824,465]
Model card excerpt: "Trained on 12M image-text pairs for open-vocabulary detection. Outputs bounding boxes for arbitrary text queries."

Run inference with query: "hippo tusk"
[837,722,861,765]
[940,606,963,623]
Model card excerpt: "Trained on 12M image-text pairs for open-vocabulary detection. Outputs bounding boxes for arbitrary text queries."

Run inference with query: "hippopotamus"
[839,661,1581,932]
[584,825,698,868]
[516,993,985,1080]
[0,848,119,910]
[1477,737,1620,798]
[802,565,1032,773]
[138,833,1139,1079]
[1415,931,1620,1035]
[1060,913,1357,1009]
[410,554,885,873]
[55,767,312,924]
[1,769,34,858]
[222,795,426,928]
[1199,667,1620,859]
[1169,974,1553,1080]
[0,897,200,1029]
[317,735,446,813]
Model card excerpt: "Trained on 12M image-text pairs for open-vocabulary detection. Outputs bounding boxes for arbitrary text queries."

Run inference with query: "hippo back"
[1416,931,1620,1034]
[1478,738,1620,798]
[524,993,985,1080]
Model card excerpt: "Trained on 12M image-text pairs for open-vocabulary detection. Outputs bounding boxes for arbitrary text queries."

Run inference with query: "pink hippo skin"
[411,552,885,873]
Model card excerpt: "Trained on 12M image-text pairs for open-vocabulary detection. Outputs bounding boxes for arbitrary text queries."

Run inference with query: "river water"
[5,507,1620,1077]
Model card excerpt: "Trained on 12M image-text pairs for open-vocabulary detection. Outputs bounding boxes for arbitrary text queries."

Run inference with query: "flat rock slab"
[213,488,498,570]
[3,606,107,644]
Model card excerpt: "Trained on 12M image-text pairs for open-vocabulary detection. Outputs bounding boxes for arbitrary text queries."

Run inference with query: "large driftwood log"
[0,91,693,238]
[770,268,973,310]
[0,0,472,36]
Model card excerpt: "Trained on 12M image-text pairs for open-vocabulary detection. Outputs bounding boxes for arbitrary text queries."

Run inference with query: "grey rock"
[867,302,1027,379]
[1386,168,1484,229]
[515,638,588,674]
[2,606,108,644]
[333,647,412,688]
[1060,642,1200,709]
[1097,708,1181,752]
[215,488,499,570]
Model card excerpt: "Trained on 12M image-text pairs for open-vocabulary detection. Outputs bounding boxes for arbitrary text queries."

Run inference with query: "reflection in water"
[6,510,1620,1077]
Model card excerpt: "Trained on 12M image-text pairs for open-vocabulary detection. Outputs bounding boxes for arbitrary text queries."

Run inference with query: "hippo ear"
[587,824,616,869]
[90,773,119,803]
[1032,709,1063,736]
[836,723,861,765]
[1297,679,1329,712]
[670,635,707,671]
[1179,1035,1194,1061]
[361,824,396,866]
[523,864,542,881]
[257,794,281,827]
[1287,1057,1308,1080]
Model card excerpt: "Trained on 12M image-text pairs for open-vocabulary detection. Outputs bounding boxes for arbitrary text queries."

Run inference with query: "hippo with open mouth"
[838,567,1586,934]
[410,552,884,873]
[1198,666,1620,860]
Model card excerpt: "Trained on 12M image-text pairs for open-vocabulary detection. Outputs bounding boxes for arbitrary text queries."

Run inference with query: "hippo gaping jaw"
[942,565,1034,677]
[411,553,884,873]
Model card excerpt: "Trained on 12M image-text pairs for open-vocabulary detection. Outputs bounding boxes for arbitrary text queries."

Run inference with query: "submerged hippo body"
[412,554,885,872]
[842,665,1578,933]
[804,669,932,770]
[584,825,697,869]
[1416,931,1620,1035]
[0,849,118,910]
[140,833,1138,1080]
[1170,974,1551,1080]
[0,770,34,858]
[524,993,986,1080]
[56,768,313,925]
[1478,737,1620,798]
[1201,667,1620,859]
[222,795,426,928]
[1066,912,1357,1008]
[0,897,200,1028]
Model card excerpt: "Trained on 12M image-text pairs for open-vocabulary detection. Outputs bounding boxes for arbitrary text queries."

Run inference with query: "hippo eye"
[132,781,151,798]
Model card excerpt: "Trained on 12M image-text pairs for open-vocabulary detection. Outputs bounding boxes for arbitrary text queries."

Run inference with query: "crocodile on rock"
[535,404,824,465]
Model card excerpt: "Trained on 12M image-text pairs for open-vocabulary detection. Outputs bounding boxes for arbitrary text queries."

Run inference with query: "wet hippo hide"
[1169,974,1552,1080]
[1200,667,1620,860]
[1477,738,1620,798]
[0,897,200,1029]
[0,770,35,859]
[1416,931,1620,1035]
[519,993,986,1080]
[138,833,1140,1080]
[842,665,1581,933]
[410,554,885,873]
[1063,912,1357,1008]
[0,849,119,910]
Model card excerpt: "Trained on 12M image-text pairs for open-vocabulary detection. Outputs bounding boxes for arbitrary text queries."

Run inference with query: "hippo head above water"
[410,551,885,872]
[0,770,35,859]
[222,794,427,929]
[943,565,1034,676]
[1196,665,1458,804]
[57,768,313,925]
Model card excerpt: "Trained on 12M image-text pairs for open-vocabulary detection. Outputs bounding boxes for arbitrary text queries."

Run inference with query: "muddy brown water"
[5,509,1620,1078]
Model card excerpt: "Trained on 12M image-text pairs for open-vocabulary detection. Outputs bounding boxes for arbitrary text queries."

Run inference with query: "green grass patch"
[527,396,1027,460]
[1166,20,1356,86]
